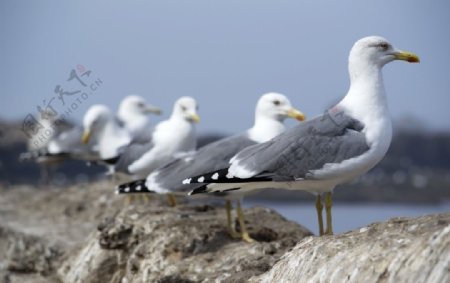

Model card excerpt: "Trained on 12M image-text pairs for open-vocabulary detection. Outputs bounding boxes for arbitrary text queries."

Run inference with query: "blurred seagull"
[185,36,420,236]
[112,96,199,180]
[117,95,162,142]
[21,95,161,163]
[81,104,132,163]
[20,109,73,183]
[116,93,305,241]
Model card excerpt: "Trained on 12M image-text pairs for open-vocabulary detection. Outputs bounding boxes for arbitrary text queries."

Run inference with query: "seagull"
[20,109,74,183]
[116,93,305,241]
[117,95,162,142]
[81,104,133,163]
[186,36,420,236]
[112,96,200,180]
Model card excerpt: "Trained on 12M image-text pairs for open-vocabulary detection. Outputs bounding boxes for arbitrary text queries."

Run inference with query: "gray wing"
[151,133,256,192]
[114,139,155,173]
[229,110,369,181]
[130,129,154,144]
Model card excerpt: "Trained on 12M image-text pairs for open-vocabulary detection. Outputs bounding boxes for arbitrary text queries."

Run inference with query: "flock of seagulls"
[23,36,419,241]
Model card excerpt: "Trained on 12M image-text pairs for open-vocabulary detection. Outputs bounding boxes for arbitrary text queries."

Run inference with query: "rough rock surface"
[0,182,312,283]
[0,182,124,283]
[59,204,311,283]
[250,213,450,283]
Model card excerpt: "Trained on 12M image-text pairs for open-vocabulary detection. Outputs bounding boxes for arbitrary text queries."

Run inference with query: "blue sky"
[1,1,449,134]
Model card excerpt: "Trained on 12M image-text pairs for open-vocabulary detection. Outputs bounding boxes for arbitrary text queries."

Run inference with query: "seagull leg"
[315,194,324,236]
[325,192,334,235]
[236,199,255,243]
[124,194,135,206]
[225,200,240,238]
[142,194,151,203]
[167,193,177,207]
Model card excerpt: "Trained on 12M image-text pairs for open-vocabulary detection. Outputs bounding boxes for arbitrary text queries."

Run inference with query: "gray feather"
[152,133,256,192]
[114,139,155,173]
[231,109,370,181]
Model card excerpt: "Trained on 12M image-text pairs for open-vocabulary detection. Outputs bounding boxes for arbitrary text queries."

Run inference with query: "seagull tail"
[115,179,153,194]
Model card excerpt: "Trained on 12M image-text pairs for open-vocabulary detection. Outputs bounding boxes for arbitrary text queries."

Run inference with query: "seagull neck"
[121,113,148,135]
[338,64,393,150]
[340,65,389,121]
[98,119,131,159]
[249,116,285,143]
[169,113,188,124]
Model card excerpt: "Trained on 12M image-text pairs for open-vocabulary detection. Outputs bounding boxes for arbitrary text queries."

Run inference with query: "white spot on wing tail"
[211,173,219,180]
[197,176,205,182]
[136,185,141,191]
[228,160,257,179]
[182,178,192,184]
[124,187,130,192]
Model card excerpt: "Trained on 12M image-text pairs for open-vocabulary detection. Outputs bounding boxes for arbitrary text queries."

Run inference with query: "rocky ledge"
[0,183,448,283]
[251,213,450,283]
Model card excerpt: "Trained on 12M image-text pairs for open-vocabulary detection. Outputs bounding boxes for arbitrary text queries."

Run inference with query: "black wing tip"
[116,179,153,194]
[186,168,231,184]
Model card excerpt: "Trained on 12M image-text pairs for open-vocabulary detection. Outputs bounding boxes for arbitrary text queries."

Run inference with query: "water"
[244,200,450,235]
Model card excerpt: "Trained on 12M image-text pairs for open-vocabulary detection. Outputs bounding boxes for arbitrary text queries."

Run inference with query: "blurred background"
[1,0,449,234]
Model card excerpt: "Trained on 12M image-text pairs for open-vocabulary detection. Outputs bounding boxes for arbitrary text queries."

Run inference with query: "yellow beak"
[190,113,201,123]
[286,108,306,121]
[145,106,162,115]
[81,130,91,144]
[393,50,420,63]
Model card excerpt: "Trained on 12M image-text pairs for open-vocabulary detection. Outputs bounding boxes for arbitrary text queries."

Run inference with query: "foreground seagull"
[116,93,305,241]
[187,36,419,236]
[112,96,200,179]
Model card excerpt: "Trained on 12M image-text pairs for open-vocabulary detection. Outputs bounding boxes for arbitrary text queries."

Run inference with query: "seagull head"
[255,92,305,122]
[118,95,162,117]
[349,36,419,78]
[82,104,112,144]
[172,96,200,123]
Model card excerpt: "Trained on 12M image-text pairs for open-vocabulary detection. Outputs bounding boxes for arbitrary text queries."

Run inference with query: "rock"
[58,204,312,283]
[4,229,63,274]
[1,183,449,283]
[0,226,63,283]
[250,213,450,283]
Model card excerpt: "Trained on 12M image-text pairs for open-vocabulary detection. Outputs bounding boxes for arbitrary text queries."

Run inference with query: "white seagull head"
[255,92,305,122]
[118,95,161,118]
[171,96,200,123]
[349,36,420,79]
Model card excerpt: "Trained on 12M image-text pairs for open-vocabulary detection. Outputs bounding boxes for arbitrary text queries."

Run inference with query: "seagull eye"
[379,42,389,51]
[181,105,187,111]
[137,102,145,108]
[273,100,281,106]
